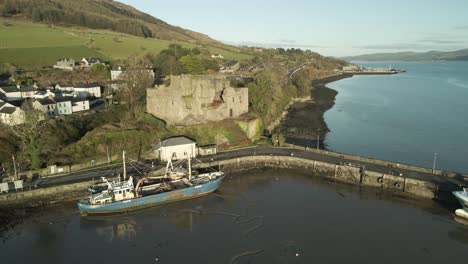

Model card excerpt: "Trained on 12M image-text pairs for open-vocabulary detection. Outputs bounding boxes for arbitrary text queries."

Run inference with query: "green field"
[0,18,252,69]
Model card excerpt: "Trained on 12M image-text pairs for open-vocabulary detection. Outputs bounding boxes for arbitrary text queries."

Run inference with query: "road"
[3,147,466,194]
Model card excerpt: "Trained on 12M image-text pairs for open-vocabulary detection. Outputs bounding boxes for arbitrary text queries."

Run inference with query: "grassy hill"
[0,18,252,69]
[0,0,219,44]
[342,49,468,61]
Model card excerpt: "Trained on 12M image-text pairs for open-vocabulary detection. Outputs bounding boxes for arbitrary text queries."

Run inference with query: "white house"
[155,136,197,162]
[81,57,105,68]
[0,85,22,101]
[34,89,56,99]
[0,85,38,101]
[19,85,37,99]
[55,83,74,91]
[0,103,25,125]
[111,66,155,82]
[55,97,73,116]
[71,98,90,113]
[73,83,102,98]
[54,58,75,71]
[211,54,224,59]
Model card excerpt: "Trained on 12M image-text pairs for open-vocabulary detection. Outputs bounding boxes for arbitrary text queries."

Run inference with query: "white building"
[81,57,106,68]
[71,98,90,113]
[111,66,155,83]
[211,54,224,59]
[0,102,25,125]
[34,89,55,99]
[54,58,75,71]
[154,136,197,162]
[55,98,73,116]
[0,85,38,102]
[0,85,21,101]
[73,83,102,98]
[55,83,74,91]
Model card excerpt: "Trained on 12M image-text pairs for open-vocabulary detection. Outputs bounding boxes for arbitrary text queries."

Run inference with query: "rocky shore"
[277,73,353,147]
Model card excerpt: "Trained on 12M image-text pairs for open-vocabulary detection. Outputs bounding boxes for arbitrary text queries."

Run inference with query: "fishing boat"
[453,187,468,219]
[77,151,224,216]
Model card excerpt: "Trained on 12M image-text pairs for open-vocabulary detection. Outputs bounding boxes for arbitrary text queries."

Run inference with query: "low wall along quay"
[1,152,463,206]
[196,155,442,200]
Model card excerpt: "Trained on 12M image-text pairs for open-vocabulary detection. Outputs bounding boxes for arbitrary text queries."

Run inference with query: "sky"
[119,0,468,56]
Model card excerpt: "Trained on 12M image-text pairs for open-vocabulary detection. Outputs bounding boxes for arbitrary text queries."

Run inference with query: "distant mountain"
[0,0,219,44]
[342,49,468,61]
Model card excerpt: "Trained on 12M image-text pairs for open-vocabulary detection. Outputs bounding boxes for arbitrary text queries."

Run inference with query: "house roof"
[55,97,71,103]
[19,86,37,92]
[0,106,17,114]
[56,83,74,87]
[83,57,104,64]
[74,82,101,88]
[0,86,19,93]
[71,97,89,103]
[0,102,6,109]
[156,136,196,148]
[224,60,240,67]
[36,98,56,105]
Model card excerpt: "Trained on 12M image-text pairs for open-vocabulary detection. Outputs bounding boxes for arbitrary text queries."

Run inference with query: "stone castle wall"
[147,75,249,125]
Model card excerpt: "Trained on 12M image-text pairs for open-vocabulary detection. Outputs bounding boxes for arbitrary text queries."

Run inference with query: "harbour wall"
[195,155,439,199]
[0,180,92,206]
[0,154,452,206]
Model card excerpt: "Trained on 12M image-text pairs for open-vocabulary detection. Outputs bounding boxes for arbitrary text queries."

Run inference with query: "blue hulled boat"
[453,188,468,219]
[78,152,225,216]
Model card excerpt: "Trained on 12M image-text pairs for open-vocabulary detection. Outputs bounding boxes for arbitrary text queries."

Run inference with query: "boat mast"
[123,150,127,181]
[188,155,192,181]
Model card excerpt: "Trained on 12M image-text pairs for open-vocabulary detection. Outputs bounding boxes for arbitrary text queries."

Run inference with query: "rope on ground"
[229,249,264,264]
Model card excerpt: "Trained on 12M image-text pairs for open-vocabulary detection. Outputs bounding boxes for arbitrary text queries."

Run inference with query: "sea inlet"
[1,170,467,263]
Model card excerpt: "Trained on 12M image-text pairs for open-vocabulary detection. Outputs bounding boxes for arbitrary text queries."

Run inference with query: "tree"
[118,55,154,120]
[9,100,46,169]
[91,63,110,80]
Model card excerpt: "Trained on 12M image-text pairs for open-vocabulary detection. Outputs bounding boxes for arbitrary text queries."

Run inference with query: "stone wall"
[147,75,249,126]
[195,155,440,200]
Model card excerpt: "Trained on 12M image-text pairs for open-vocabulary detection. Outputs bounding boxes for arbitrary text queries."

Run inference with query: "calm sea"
[325,61,468,174]
[1,170,468,263]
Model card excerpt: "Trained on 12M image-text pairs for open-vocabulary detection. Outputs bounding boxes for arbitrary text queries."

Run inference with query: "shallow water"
[325,61,468,174]
[1,170,468,264]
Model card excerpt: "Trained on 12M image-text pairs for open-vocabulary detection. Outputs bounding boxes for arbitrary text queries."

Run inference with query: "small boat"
[452,187,468,219]
[77,151,224,216]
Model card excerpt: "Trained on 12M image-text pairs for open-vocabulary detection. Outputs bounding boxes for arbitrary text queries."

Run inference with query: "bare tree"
[118,55,154,120]
[9,100,46,169]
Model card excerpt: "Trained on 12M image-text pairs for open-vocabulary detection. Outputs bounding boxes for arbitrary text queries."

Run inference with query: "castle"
[147,75,249,126]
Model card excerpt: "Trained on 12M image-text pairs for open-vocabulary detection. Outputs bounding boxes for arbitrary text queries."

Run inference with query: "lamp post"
[432,152,437,174]
[316,128,321,151]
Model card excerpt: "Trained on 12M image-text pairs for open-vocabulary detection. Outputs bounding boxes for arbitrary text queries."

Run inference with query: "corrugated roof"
[156,136,195,148]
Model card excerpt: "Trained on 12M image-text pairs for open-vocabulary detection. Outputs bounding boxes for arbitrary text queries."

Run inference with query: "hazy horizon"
[120,0,468,56]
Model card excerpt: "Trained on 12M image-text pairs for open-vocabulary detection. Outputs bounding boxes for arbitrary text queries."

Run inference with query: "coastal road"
[3,147,466,194]
[201,147,467,190]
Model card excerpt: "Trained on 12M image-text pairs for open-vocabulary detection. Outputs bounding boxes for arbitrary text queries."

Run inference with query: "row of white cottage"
[0,82,102,125]
[0,83,101,102]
